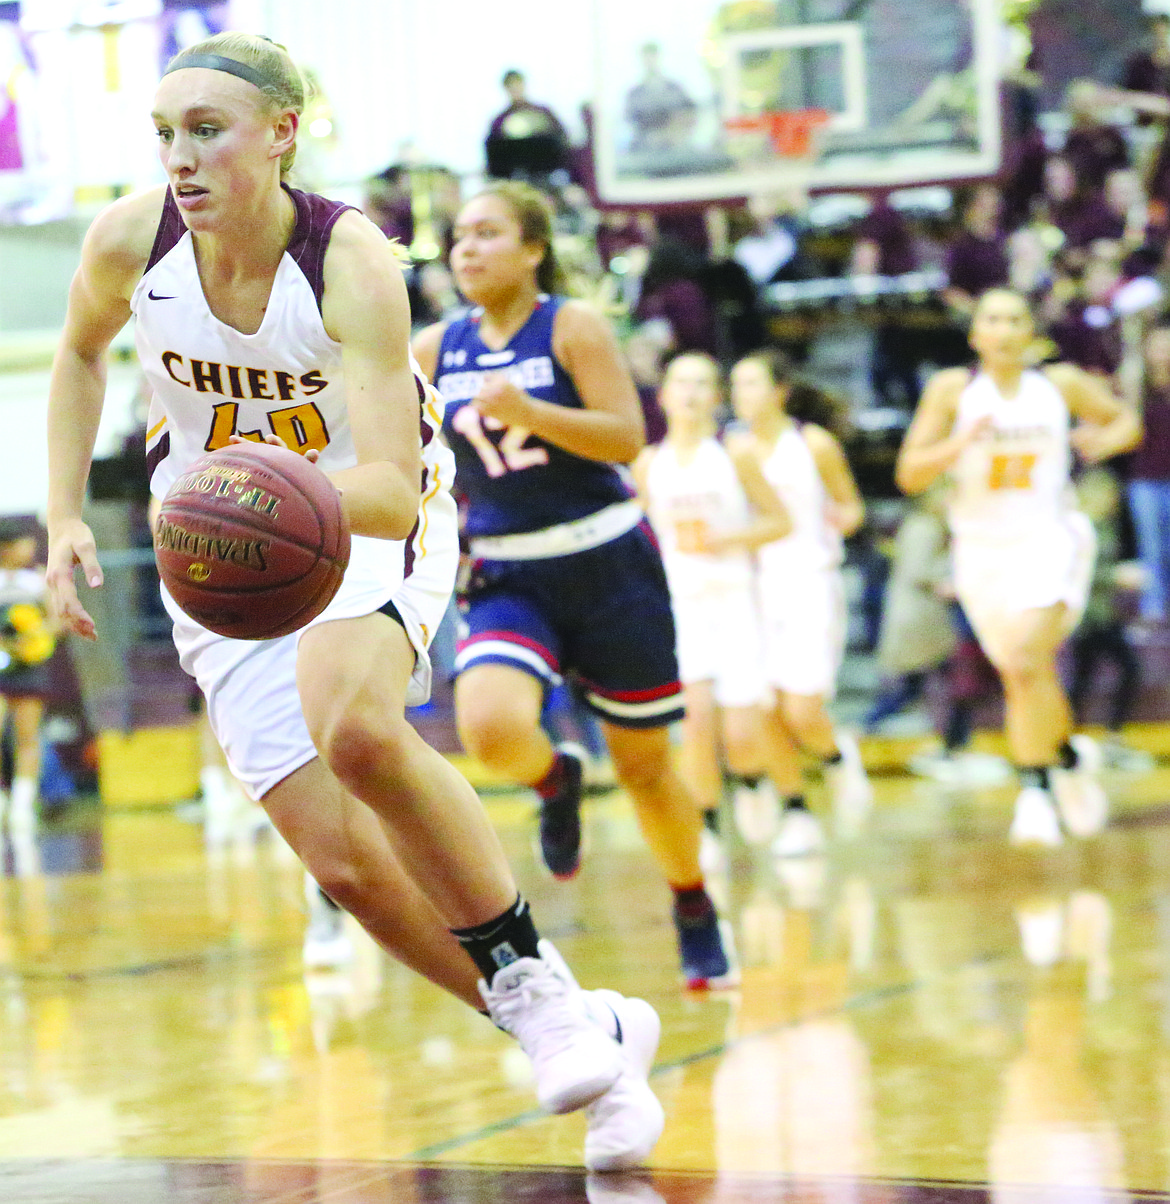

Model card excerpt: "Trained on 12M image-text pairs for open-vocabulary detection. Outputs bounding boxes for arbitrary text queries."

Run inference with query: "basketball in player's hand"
[155,442,350,640]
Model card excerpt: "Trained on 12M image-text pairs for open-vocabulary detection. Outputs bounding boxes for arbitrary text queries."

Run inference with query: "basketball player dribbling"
[896,287,1141,846]
[632,353,792,862]
[413,182,738,990]
[728,353,873,856]
[42,32,662,1171]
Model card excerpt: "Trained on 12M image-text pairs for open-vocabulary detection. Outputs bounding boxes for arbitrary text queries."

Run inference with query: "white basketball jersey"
[643,437,754,597]
[132,187,453,600]
[947,368,1074,538]
[757,423,842,581]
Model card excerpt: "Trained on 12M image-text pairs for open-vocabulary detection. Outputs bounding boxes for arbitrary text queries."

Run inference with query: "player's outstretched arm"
[1044,363,1143,464]
[46,190,156,639]
[894,369,982,495]
[322,213,424,541]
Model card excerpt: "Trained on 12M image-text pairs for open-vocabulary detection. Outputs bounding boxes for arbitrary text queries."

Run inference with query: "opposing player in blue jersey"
[413,181,737,989]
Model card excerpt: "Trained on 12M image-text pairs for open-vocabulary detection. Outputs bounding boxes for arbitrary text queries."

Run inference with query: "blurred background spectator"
[484,70,570,186]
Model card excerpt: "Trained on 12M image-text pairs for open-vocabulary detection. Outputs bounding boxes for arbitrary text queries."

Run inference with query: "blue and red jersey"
[433,296,632,538]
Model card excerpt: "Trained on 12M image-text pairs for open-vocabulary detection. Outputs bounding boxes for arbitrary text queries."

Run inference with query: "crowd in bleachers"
[356,30,1170,777]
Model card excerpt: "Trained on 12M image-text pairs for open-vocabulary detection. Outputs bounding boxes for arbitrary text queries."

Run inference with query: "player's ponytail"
[478,181,569,295]
[784,378,850,439]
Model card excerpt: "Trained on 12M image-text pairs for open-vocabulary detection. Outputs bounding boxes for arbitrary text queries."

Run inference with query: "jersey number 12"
[450,405,549,477]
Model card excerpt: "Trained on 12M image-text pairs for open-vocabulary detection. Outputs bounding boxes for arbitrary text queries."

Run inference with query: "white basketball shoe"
[771,807,827,859]
[586,1173,667,1203]
[827,732,873,838]
[1052,735,1109,838]
[478,943,623,1115]
[1008,786,1063,848]
[535,941,664,1171]
[302,876,354,970]
[732,780,780,845]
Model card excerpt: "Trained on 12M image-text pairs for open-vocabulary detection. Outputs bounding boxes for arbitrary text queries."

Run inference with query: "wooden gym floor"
[4,733,1170,1203]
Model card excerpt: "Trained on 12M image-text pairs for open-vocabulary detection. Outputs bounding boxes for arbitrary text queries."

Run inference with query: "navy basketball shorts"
[454,524,685,729]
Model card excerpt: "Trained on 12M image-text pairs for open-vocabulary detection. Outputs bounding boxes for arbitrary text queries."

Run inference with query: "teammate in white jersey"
[729,352,873,856]
[42,32,661,1171]
[632,353,791,856]
[896,288,1140,846]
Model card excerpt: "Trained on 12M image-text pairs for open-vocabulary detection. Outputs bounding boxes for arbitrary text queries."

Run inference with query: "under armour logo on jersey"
[443,349,468,368]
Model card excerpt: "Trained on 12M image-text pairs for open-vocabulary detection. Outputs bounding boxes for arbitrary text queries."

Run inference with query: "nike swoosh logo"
[148,289,176,300]
[608,1003,623,1046]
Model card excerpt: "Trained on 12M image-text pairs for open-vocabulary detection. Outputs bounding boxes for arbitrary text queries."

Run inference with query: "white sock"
[10,777,36,827]
[201,765,229,800]
[11,776,36,812]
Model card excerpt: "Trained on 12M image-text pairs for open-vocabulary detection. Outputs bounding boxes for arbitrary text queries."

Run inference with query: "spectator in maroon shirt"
[1040,156,1123,261]
[1062,80,1130,190]
[1047,256,1124,379]
[854,194,918,276]
[853,196,922,407]
[633,237,718,357]
[1000,125,1048,232]
[1121,15,1170,113]
[1129,321,1170,623]
[944,183,1009,316]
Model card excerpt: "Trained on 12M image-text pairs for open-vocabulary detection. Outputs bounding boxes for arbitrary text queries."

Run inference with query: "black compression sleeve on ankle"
[1018,765,1051,790]
[452,895,542,981]
[729,774,762,789]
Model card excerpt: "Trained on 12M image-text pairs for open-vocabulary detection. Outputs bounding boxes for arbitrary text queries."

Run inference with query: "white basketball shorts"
[758,568,847,699]
[952,510,1096,668]
[673,585,768,709]
[161,489,460,801]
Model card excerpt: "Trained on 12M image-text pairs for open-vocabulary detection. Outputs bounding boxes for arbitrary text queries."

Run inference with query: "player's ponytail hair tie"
[163,53,272,92]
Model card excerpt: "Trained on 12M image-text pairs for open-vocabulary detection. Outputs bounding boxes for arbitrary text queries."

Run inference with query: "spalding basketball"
[155,443,350,640]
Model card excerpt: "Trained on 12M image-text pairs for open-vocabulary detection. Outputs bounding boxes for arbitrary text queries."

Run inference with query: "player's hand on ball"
[45,519,102,641]
[229,433,320,464]
[472,373,533,427]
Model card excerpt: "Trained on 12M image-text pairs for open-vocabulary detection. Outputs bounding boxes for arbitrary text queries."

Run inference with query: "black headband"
[163,53,271,92]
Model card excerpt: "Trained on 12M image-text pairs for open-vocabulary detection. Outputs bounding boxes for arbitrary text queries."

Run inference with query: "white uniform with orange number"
[134,186,458,799]
[946,368,1095,667]
[756,423,847,698]
[643,437,767,708]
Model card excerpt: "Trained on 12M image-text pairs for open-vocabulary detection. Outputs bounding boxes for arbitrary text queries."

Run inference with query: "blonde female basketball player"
[632,352,791,856]
[42,32,661,1170]
[728,352,873,856]
[896,287,1140,846]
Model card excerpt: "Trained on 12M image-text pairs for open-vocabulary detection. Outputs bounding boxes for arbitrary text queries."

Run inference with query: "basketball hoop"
[723,108,830,158]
